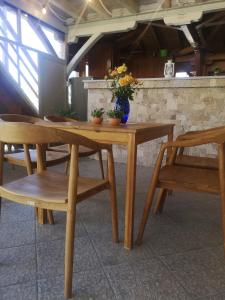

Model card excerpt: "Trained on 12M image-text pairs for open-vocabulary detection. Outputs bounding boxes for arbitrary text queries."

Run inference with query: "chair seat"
[48,144,97,157]
[175,155,218,170]
[158,165,220,194]
[0,170,109,205]
[4,149,70,167]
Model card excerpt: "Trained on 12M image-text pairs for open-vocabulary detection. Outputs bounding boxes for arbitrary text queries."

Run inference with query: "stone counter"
[84,77,225,166]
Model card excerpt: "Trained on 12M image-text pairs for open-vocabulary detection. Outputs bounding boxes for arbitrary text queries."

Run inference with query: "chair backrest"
[0,122,103,187]
[0,122,100,149]
[44,115,77,123]
[0,114,41,123]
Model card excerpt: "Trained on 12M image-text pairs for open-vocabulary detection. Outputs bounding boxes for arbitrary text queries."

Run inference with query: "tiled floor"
[1,159,225,300]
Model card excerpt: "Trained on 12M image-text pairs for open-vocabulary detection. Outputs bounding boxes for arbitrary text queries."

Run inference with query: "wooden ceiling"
[21,0,214,24]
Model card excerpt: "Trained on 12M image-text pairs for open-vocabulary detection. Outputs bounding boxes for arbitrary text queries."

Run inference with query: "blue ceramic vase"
[114,97,130,124]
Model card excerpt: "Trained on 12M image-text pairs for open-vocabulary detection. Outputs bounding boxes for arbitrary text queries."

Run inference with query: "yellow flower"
[110,69,118,77]
[117,63,127,74]
[119,74,134,86]
[118,77,126,86]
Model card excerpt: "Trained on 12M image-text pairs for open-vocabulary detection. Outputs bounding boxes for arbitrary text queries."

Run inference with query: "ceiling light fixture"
[41,5,47,15]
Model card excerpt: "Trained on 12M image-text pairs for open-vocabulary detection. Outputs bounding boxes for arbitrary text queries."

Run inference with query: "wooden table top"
[41,121,174,134]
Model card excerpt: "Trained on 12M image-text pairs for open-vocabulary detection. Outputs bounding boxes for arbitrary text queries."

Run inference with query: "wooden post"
[162,0,171,9]
[194,48,203,76]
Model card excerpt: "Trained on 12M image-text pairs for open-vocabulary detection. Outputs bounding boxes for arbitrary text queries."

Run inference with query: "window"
[21,14,49,54]
[0,4,17,41]
[0,2,66,112]
[41,25,66,59]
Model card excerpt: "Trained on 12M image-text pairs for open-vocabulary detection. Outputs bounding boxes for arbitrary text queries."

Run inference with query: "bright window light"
[0,3,66,113]
[41,26,65,59]
[21,14,49,54]
[0,6,17,41]
[175,72,189,78]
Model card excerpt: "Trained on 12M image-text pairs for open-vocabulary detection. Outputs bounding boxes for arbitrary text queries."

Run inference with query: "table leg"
[124,134,137,250]
[167,127,174,198]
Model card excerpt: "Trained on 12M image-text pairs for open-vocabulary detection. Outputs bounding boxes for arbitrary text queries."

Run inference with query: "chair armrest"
[177,126,225,141]
[162,136,216,150]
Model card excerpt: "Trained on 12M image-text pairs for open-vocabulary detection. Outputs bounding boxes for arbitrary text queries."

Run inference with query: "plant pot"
[91,117,103,125]
[108,118,121,126]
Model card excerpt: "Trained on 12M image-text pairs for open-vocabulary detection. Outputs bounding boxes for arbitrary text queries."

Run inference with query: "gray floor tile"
[0,245,36,288]
[38,269,116,300]
[0,282,37,300]
[162,248,225,298]
[0,200,35,224]
[37,237,101,279]
[1,158,225,299]
[0,220,35,249]
[196,293,225,300]
[141,222,203,256]
[104,258,191,300]
[36,211,87,243]
[79,198,123,237]
[91,233,155,266]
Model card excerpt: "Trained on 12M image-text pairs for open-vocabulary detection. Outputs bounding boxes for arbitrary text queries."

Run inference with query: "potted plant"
[91,108,104,124]
[105,64,141,123]
[107,109,124,126]
[58,108,76,118]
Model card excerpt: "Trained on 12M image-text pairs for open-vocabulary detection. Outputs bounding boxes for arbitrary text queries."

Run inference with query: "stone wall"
[84,77,225,167]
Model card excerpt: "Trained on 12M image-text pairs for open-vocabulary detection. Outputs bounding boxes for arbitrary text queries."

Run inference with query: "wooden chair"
[0,114,71,224]
[45,115,105,179]
[0,122,118,298]
[136,127,225,253]
[154,126,225,214]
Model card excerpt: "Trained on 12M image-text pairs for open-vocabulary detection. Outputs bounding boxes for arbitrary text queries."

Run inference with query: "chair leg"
[219,144,225,255]
[135,145,166,246]
[47,210,54,225]
[65,160,70,175]
[154,189,168,214]
[98,151,104,179]
[136,180,158,245]
[220,192,225,255]
[108,150,119,243]
[37,208,47,224]
[64,209,76,299]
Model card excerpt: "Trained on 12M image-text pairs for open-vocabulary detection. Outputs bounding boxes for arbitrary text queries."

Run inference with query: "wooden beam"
[68,19,136,42]
[195,11,225,47]
[114,0,138,14]
[67,33,103,75]
[87,0,111,18]
[150,22,181,31]
[132,24,150,46]
[149,26,161,50]
[181,25,197,48]
[204,20,225,27]
[196,10,225,29]
[68,1,225,39]
[162,0,171,9]
[50,0,80,19]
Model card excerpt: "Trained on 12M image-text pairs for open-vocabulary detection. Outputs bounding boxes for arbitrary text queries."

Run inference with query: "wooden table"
[48,121,174,250]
